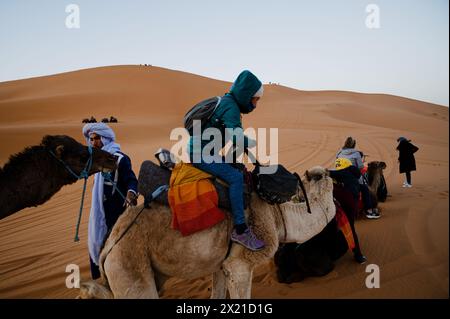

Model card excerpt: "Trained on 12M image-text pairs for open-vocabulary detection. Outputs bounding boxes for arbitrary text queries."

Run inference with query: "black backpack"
[252,164,299,205]
[183,96,221,135]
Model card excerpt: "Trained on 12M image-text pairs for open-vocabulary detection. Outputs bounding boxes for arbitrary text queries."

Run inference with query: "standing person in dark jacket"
[396,137,419,188]
[82,123,138,279]
[329,158,367,264]
[188,70,265,251]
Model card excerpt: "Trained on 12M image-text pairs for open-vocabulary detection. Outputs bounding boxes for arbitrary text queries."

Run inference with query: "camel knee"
[104,251,159,299]
[78,281,113,299]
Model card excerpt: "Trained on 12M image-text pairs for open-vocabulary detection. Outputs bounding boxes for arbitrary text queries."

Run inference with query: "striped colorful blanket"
[168,163,225,236]
[335,201,356,250]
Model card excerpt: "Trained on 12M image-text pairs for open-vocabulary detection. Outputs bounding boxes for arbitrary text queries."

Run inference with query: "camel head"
[305,166,330,182]
[366,161,387,189]
[274,166,335,245]
[368,161,387,171]
[0,135,118,220]
[303,166,333,199]
[367,161,387,181]
[41,135,117,176]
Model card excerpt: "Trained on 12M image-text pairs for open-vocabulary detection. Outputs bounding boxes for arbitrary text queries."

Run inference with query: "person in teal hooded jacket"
[189,70,265,251]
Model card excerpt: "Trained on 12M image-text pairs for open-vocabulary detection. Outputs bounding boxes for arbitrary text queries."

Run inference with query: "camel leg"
[211,268,227,299]
[223,258,253,299]
[154,270,169,296]
[104,247,159,299]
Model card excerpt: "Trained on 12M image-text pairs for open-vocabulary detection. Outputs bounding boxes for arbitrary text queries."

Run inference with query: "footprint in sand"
[439,191,448,199]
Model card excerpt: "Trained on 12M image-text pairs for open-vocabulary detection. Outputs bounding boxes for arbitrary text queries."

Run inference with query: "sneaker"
[354,253,367,264]
[366,208,380,219]
[231,227,265,251]
[402,183,412,188]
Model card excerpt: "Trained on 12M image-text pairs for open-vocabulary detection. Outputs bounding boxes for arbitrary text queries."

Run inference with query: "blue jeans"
[193,161,245,226]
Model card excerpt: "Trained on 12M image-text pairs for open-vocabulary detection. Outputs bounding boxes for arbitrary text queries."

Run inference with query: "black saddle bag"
[252,164,299,205]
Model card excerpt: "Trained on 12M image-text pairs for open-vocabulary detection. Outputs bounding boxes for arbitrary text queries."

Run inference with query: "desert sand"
[0,65,448,298]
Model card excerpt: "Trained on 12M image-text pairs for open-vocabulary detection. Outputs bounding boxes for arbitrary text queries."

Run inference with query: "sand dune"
[0,65,448,298]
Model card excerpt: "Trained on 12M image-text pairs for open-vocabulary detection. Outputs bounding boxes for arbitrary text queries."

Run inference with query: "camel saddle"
[138,160,252,210]
[139,148,305,209]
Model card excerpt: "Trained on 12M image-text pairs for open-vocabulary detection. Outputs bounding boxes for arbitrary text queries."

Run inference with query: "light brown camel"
[0,135,117,220]
[79,166,335,299]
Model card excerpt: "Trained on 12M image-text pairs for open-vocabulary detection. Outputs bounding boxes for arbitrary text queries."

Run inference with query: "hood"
[396,139,410,150]
[229,70,262,114]
[338,148,359,156]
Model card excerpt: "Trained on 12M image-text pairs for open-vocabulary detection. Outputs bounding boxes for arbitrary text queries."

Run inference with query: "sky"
[0,0,448,106]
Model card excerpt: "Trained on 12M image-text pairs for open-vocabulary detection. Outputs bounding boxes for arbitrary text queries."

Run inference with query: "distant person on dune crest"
[396,137,419,188]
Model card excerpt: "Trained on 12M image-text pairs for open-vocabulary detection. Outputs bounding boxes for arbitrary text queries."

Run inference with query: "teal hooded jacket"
[188,70,262,159]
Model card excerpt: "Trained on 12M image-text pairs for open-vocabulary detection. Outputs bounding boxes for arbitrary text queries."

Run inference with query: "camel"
[0,135,118,220]
[79,166,335,299]
[365,161,387,202]
[109,116,118,123]
[275,161,389,282]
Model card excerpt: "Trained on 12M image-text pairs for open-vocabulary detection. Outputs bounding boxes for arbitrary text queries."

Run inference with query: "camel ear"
[41,135,54,147]
[380,162,387,169]
[55,145,64,159]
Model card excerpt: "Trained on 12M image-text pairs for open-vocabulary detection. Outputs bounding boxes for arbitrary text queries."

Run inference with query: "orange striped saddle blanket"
[168,162,225,236]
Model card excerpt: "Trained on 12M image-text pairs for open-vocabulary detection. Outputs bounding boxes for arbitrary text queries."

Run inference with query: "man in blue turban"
[82,123,138,279]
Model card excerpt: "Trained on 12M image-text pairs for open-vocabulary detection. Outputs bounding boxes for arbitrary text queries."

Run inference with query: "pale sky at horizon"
[0,0,448,106]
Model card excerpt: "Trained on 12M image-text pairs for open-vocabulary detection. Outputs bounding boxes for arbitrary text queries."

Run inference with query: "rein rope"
[293,172,312,214]
[48,145,93,242]
[100,185,168,277]
[102,172,129,204]
[48,146,143,244]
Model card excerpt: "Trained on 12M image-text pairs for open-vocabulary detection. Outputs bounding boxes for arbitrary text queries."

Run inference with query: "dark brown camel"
[356,161,388,217]
[0,135,117,220]
[366,161,387,202]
